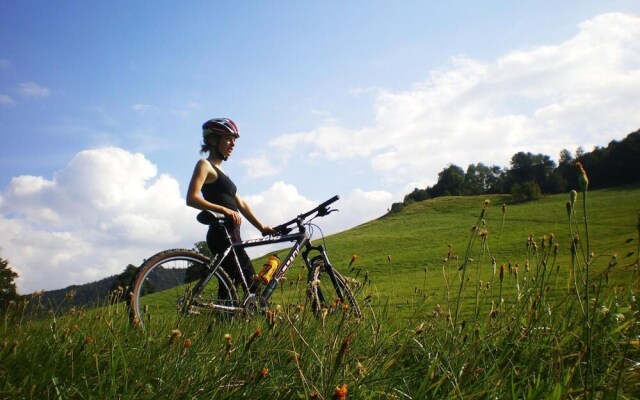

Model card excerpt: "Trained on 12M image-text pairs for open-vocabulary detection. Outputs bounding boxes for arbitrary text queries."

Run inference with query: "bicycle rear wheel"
[308,256,362,318]
[129,249,238,328]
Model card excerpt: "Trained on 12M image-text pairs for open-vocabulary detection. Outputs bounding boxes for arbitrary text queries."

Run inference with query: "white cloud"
[0,145,394,292]
[0,94,15,106]
[241,155,279,178]
[132,103,151,112]
[17,81,50,97]
[0,147,203,293]
[269,12,640,188]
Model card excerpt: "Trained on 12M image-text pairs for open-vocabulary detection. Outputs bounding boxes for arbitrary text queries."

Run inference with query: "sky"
[1,1,640,293]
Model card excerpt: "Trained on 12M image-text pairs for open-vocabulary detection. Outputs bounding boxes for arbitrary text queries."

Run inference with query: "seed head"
[334,384,348,400]
[576,162,589,191]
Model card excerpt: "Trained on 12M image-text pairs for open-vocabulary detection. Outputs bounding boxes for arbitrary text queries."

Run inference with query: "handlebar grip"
[319,195,340,209]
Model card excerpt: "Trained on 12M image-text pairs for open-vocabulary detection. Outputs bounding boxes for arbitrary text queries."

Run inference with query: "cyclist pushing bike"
[186,118,275,298]
[129,118,360,327]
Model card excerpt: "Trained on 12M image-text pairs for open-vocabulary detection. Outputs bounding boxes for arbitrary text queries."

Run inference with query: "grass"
[1,185,639,399]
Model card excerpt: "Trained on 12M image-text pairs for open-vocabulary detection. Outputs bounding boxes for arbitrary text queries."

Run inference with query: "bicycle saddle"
[196,210,226,225]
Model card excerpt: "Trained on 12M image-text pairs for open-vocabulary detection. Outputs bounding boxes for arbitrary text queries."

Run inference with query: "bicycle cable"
[306,217,328,251]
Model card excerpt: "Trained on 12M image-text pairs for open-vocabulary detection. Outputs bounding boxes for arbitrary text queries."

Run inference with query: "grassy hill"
[263,185,639,319]
[3,185,638,398]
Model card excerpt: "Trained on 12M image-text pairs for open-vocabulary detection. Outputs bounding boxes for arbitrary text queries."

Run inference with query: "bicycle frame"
[193,195,340,312]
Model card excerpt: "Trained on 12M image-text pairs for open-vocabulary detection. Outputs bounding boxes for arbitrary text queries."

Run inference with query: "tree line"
[390,128,640,213]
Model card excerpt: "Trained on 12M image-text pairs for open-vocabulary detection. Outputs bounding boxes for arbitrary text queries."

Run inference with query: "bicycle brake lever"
[317,207,338,217]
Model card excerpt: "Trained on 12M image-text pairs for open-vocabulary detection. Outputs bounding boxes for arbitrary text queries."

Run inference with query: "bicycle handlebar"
[271,195,339,235]
[196,195,340,236]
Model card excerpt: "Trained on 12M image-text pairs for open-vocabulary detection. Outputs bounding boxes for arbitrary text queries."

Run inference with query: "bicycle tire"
[308,256,362,318]
[129,249,238,328]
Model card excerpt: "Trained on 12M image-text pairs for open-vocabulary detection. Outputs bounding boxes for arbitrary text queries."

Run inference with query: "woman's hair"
[200,136,215,155]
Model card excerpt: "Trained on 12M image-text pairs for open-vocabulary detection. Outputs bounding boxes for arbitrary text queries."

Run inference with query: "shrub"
[512,181,541,202]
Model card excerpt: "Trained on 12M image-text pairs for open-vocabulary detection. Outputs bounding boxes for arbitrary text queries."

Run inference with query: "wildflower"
[483,199,490,207]
[83,336,94,346]
[576,162,589,191]
[348,254,359,268]
[570,190,577,207]
[387,255,392,262]
[566,201,572,218]
[259,367,268,379]
[266,310,276,328]
[168,329,182,344]
[224,334,233,355]
[184,338,192,348]
[334,384,348,400]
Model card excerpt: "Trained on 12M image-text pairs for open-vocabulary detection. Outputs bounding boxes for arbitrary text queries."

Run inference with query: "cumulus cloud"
[0,147,391,293]
[269,12,640,189]
[17,81,50,97]
[0,147,203,293]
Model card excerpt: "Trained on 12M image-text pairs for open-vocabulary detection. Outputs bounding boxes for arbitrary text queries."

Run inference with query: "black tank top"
[201,162,238,211]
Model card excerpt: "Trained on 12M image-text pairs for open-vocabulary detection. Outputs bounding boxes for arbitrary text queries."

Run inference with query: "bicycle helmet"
[202,118,240,139]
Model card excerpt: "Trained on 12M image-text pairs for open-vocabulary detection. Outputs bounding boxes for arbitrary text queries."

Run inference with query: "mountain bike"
[129,195,361,328]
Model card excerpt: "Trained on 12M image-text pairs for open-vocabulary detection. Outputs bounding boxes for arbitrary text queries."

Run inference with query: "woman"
[186,118,274,297]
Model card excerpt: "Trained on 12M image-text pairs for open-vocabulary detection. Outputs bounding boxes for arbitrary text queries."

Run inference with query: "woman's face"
[213,135,236,158]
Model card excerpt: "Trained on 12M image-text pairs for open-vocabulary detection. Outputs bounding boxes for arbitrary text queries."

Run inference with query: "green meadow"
[2,185,639,399]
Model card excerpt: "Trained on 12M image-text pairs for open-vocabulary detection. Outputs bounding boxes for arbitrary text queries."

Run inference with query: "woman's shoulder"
[196,158,219,181]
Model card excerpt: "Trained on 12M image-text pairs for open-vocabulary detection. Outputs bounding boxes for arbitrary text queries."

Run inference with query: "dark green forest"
[390,128,640,212]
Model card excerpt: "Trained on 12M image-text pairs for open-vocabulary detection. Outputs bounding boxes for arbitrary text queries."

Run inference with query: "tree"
[463,163,503,195]
[512,181,542,202]
[508,152,557,193]
[185,241,214,282]
[404,188,430,204]
[427,164,465,197]
[110,264,138,293]
[0,258,20,309]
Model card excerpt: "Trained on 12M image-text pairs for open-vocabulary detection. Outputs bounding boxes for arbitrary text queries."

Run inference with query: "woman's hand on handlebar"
[260,225,276,236]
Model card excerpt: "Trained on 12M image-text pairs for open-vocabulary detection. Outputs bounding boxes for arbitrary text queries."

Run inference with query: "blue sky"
[2,1,640,293]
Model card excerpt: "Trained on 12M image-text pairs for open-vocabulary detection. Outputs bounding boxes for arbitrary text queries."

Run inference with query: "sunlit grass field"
[1,185,639,399]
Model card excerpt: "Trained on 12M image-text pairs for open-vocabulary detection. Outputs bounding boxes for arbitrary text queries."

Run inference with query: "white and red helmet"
[202,118,240,139]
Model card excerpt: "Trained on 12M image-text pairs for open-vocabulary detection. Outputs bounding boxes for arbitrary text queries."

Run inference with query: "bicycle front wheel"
[129,249,238,328]
[308,256,362,318]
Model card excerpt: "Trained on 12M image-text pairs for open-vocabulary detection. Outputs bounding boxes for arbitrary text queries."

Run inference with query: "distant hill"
[26,267,186,311]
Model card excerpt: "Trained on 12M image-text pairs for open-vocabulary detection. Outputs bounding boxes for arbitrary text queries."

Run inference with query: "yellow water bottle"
[258,254,280,284]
